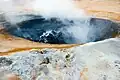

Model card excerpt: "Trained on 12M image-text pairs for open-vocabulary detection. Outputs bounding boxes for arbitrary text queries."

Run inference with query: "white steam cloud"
[0,0,95,44]
[0,0,87,20]
[31,0,86,19]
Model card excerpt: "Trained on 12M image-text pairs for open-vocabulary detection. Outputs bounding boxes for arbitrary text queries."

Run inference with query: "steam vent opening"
[5,15,120,44]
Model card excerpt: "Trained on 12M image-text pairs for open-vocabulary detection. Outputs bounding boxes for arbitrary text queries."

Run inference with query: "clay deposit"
[75,0,120,22]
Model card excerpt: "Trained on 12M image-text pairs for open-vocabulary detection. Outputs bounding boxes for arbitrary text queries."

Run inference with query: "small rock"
[6,74,21,80]
[0,57,13,67]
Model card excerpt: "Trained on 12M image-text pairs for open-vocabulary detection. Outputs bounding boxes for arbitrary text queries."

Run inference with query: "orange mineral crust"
[75,0,120,22]
[0,33,79,56]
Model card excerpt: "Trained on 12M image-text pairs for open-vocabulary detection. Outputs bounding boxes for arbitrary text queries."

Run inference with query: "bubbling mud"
[4,15,120,44]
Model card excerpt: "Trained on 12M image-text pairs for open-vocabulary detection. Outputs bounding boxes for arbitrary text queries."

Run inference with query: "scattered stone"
[0,57,13,67]
[0,38,120,80]
[40,57,50,65]
[6,74,21,80]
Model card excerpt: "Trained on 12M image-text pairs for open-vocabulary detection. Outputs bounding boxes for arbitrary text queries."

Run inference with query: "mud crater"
[3,15,120,44]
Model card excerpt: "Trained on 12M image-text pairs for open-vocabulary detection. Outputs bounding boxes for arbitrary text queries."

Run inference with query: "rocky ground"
[0,38,120,80]
[0,0,120,80]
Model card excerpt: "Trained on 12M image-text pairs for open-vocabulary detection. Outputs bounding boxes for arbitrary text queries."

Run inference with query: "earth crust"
[0,0,120,80]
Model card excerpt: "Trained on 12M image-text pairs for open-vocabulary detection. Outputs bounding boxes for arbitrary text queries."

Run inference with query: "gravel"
[0,38,120,80]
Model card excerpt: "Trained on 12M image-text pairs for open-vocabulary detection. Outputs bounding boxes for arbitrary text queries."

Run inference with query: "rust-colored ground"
[75,0,120,22]
[0,33,79,56]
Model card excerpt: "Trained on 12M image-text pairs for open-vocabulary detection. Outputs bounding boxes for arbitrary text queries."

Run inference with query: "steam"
[0,0,99,44]
[31,0,86,19]
[0,0,87,20]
